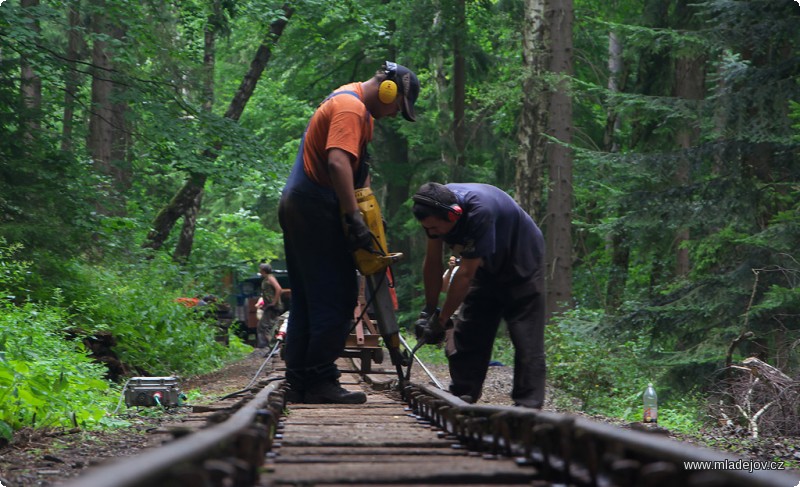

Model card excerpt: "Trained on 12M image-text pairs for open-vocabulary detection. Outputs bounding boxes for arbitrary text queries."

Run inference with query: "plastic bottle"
[643,383,658,423]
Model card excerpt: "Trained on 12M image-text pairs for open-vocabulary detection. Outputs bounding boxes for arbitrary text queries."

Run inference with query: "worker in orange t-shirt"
[278,61,420,405]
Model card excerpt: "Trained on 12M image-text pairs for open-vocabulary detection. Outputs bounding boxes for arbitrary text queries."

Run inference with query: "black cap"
[385,61,420,122]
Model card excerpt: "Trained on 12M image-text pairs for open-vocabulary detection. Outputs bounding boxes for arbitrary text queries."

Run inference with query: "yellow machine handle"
[345,188,408,380]
[348,187,403,276]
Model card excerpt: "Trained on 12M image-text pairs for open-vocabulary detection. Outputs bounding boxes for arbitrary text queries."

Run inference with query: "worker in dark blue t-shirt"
[411,182,546,409]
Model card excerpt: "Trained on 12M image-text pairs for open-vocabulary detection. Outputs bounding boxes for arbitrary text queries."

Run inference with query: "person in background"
[411,182,546,409]
[197,294,217,307]
[441,255,460,293]
[256,263,282,349]
[440,255,461,352]
[278,61,420,404]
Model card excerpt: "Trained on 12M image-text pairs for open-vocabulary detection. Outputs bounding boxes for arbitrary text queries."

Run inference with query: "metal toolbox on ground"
[124,376,183,407]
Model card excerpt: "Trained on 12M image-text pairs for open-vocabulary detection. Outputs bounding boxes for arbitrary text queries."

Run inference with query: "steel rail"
[405,383,800,487]
[398,333,445,389]
[62,379,286,487]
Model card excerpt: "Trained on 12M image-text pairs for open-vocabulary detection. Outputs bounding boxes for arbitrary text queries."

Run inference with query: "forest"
[0,0,798,452]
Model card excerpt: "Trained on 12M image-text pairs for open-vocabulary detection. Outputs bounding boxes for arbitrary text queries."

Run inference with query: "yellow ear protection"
[379,61,399,105]
[412,194,463,222]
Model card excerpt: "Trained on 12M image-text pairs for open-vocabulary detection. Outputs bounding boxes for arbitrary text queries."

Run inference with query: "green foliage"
[400,330,448,367]
[71,255,248,377]
[189,189,286,270]
[0,301,114,434]
[652,393,707,434]
[546,308,709,433]
[546,309,649,414]
[0,239,29,301]
[0,241,114,435]
[0,238,251,436]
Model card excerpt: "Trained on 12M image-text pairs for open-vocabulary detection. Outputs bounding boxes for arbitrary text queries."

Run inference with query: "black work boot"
[305,380,366,404]
[284,387,305,404]
[513,399,543,409]
[283,379,305,404]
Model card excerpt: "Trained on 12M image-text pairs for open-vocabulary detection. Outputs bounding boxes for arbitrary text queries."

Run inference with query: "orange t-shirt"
[302,83,374,188]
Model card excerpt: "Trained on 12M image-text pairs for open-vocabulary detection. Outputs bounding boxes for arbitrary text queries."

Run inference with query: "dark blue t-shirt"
[443,183,544,283]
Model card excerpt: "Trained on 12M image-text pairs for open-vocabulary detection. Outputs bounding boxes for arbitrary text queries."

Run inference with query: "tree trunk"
[145,174,207,253]
[378,128,412,260]
[431,5,455,171]
[173,186,205,263]
[61,3,84,152]
[87,0,130,214]
[673,55,704,277]
[514,0,548,221]
[373,5,411,263]
[603,31,628,311]
[605,226,629,312]
[87,2,112,177]
[20,0,42,139]
[224,5,293,123]
[544,0,574,318]
[144,4,294,253]
[603,31,623,153]
[673,0,705,277]
[451,0,467,181]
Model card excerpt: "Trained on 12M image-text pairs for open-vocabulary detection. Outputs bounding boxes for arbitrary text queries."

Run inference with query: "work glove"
[414,310,432,339]
[415,308,446,345]
[343,211,373,252]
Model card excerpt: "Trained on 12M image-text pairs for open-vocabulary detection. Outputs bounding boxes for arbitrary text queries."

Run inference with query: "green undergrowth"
[543,309,709,435]
[0,298,115,437]
[0,239,250,440]
[70,256,250,377]
[0,241,112,438]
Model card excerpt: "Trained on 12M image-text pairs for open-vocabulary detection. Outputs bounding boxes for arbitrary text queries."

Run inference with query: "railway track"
[62,352,800,487]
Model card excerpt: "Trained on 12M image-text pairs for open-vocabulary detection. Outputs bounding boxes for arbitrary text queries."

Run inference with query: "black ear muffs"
[412,194,463,222]
[379,61,398,105]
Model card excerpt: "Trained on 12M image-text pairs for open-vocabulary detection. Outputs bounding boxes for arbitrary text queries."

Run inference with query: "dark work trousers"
[278,137,358,392]
[447,273,546,408]
[256,306,280,349]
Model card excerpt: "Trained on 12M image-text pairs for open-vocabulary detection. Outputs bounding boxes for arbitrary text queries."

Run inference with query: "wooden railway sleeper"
[489,411,511,458]
[221,457,252,487]
[203,458,238,487]
[426,396,442,421]
[407,389,426,415]
[235,427,267,467]
[453,412,469,445]
[434,404,452,431]
[555,415,575,484]
[611,458,642,486]
[460,416,479,451]
[689,470,743,487]
[408,392,431,421]
[640,461,680,486]
[168,463,212,487]
[435,405,458,442]
[515,415,536,466]
[532,423,555,479]
[186,457,246,487]
[574,430,600,487]
[431,398,448,427]
[464,416,489,452]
